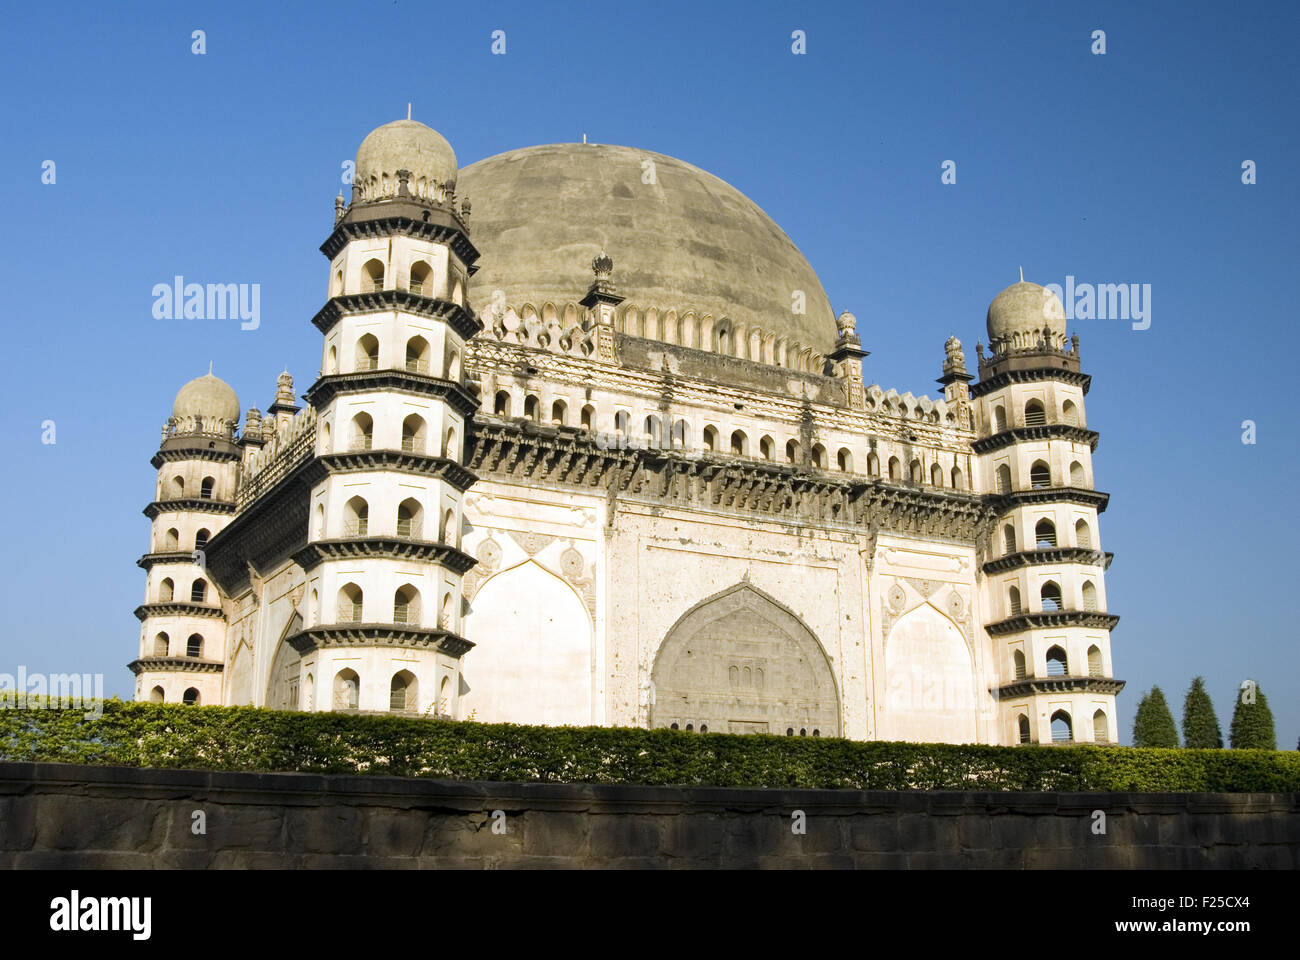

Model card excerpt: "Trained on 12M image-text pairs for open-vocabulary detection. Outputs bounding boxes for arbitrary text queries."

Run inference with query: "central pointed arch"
[650,582,840,736]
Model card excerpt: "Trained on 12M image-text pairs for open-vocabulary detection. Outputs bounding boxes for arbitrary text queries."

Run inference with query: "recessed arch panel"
[879,602,977,744]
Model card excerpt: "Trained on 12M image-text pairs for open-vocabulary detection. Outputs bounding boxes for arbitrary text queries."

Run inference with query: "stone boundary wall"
[1,763,1296,868]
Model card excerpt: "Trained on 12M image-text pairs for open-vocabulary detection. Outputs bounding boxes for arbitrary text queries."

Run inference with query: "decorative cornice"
[127,657,225,676]
[134,602,225,622]
[137,551,204,571]
[991,486,1110,513]
[304,369,480,418]
[315,450,477,491]
[993,675,1126,698]
[286,625,474,658]
[320,211,479,266]
[143,499,236,520]
[972,367,1092,398]
[310,291,482,342]
[982,548,1114,575]
[985,610,1121,636]
[292,537,477,574]
[150,447,242,469]
[973,424,1100,454]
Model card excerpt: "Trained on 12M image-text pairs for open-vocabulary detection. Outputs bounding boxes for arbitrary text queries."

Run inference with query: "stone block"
[363,808,426,858]
[34,796,164,851]
[425,812,524,858]
[663,814,724,860]
[0,796,36,850]
[847,814,899,852]
[284,805,363,855]
[522,811,589,857]
[588,814,663,861]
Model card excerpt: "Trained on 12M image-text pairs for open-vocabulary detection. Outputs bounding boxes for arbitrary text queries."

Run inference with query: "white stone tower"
[972,280,1121,745]
[294,118,482,715]
[130,372,240,704]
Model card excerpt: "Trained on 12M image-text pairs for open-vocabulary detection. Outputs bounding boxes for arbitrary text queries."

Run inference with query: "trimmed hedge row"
[2,697,1298,792]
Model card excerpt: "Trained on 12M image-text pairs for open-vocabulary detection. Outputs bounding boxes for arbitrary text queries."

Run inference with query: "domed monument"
[130,119,1121,748]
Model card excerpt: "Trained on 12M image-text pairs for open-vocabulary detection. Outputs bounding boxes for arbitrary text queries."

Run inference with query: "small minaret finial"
[407,102,411,120]
[208,360,213,375]
[1019,265,1024,283]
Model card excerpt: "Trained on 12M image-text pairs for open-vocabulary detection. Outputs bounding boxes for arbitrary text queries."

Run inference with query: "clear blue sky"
[2,0,1295,747]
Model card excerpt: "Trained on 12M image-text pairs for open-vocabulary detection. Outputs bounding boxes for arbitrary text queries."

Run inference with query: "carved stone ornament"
[887,583,907,612]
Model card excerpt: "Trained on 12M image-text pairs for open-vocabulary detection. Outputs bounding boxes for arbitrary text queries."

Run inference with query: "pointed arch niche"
[649,582,840,736]
[878,602,978,744]
[459,559,592,726]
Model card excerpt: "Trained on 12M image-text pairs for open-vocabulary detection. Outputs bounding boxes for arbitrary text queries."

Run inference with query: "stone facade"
[130,118,1122,746]
[3,763,1295,869]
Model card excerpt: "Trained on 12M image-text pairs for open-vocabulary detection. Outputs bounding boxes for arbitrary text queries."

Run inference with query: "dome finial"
[406,102,411,121]
[1019,265,1024,283]
[208,360,213,375]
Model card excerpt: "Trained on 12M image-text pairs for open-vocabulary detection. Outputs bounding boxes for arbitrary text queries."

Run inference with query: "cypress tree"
[1132,686,1179,748]
[1229,681,1276,750]
[1181,676,1223,748]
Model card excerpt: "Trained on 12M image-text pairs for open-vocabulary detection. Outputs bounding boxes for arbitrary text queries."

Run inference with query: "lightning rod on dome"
[1019,266,1024,283]
[406,102,411,121]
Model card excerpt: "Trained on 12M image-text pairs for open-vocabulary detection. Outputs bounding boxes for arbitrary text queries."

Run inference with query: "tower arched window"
[1008,585,1022,616]
[703,426,718,452]
[443,426,457,458]
[190,579,207,603]
[182,688,200,706]
[672,419,690,449]
[393,584,420,625]
[1040,581,1063,612]
[164,528,179,551]
[1018,713,1032,744]
[356,333,380,371]
[811,443,827,468]
[149,685,165,703]
[1092,709,1109,743]
[524,395,540,422]
[1029,461,1051,488]
[645,415,663,446]
[200,477,215,500]
[1087,645,1104,677]
[996,463,1012,494]
[1013,649,1027,680]
[1070,461,1086,486]
[888,457,901,480]
[397,497,423,539]
[838,448,853,472]
[930,463,944,486]
[401,413,426,453]
[909,459,922,483]
[1075,518,1092,549]
[441,508,456,546]
[1003,525,1016,554]
[194,528,209,550]
[951,466,964,490]
[786,439,800,463]
[153,632,169,657]
[1062,400,1079,426]
[551,399,568,426]
[408,260,432,296]
[1050,710,1073,743]
[362,258,385,293]
[581,405,595,432]
[338,583,363,623]
[447,348,461,382]
[867,452,880,476]
[1035,518,1057,548]
[731,430,748,456]
[390,670,417,713]
[186,634,203,658]
[1045,644,1068,676]
[334,669,360,711]
[159,578,174,603]
[1024,400,1046,427]
[616,410,631,437]
[1082,580,1098,611]
[170,476,184,499]
[494,391,511,417]
[349,412,373,451]
[405,336,430,374]
[994,406,1008,432]
[344,496,369,536]
[326,345,338,374]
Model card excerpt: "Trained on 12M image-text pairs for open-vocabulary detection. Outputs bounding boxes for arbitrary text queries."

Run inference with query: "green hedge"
[2,697,1297,791]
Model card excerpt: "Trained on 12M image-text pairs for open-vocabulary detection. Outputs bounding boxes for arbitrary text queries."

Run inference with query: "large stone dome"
[458,144,838,357]
[986,280,1067,344]
[355,119,458,202]
[173,372,239,424]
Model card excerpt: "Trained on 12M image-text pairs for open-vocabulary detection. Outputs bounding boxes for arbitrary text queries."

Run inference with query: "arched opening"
[1035,518,1057,548]
[645,415,663,447]
[703,426,718,452]
[1087,645,1104,677]
[1070,460,1086,486]
[993,406,1008,432]
[447,347,461,382]
[321,420,332,452]
[615,410,631,437]
[164,528,179,550]
[1013,649,1027,679]
[170,475,184,498]
[581,405,595,431]
[408,260,432,295]
[443,425,457,458]
[930,463,944,486]
[1024,400,1046,427]
[1062,400,1079,426]
[1008,585,1022,616]
[338,582,363,623]
[1075,518,1092,549]
[838,448,853,472]
[401,413,426,453]
[523,395,540,422]
[951,466,964,490]
[393,584,420,625]
[362,258,385,292]
[908,459,922,483]
[182,688,200,706]
[333,669,360,710]
[194,528,210,550]
[888,457,901,480]
[1050,710,1073,743]
[355,333,380,371]
[314,503,325,538]
[390,670,418,713]
[190,579,207,603]
[551,399,568,426]
[344,496,369,536]
[1002,525,1017,553]
[672,420,691,449]
[867,452,880,476]
[1092,709,1109,743]
[439,592,453,630]
[186,634,203,658]
[1082,580,1098,611]
[405,336,430,373]
[996,463,1012,493]
[326,345,338,374]
[159,577,174,603]
[786,439,800,464]
[349,412,373,451]
[731,430,749,456]
[1040,581,1063,612]
[200,476,215,500]
[494,391,511,417]
[149,685,165,703]
[1030,460,1051,488]
[153,633,169,657]
[811,443,827,468]
[441,508,457,547]
[331,268,343,297]
[1045,644,1068,676]
[438,675,451,715]
[1018,713,1032,744]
